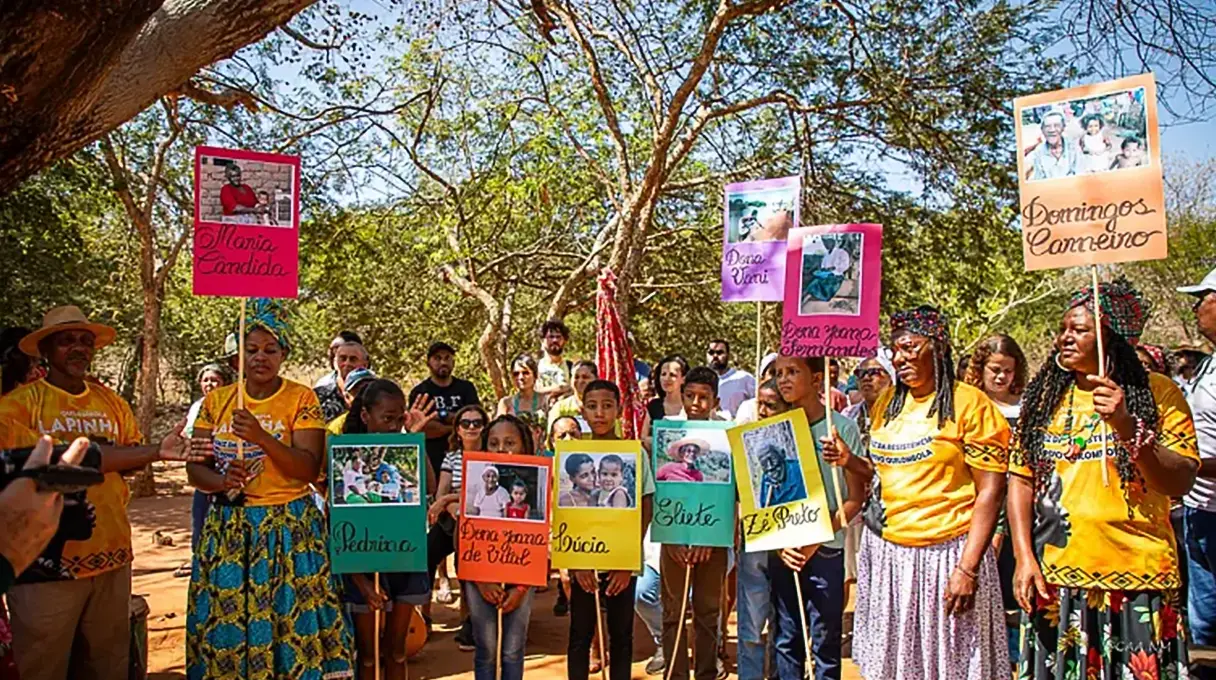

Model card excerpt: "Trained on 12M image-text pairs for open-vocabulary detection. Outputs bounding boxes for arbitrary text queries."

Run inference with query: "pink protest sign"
[721,176,800,302]
[780,224,883,357]
[193,146,300,298]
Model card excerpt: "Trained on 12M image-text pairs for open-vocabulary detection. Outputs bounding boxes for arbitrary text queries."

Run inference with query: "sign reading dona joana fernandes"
[651,420,736,547]
[721,175,800,302]
[780,223,883,358]
[1013,73,1166,271]
[328,433,428,574]
[551,440,643,571]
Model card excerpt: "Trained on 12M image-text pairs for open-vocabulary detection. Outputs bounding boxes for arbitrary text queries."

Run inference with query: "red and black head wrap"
[886,305,956,428]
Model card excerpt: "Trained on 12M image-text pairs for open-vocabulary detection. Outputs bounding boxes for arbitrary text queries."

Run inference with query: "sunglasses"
[458,419,486,429]
[854,367,886,379]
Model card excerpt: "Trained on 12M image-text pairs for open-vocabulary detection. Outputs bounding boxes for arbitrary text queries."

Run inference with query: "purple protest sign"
[721,176,800,302]
[780,224,883,357]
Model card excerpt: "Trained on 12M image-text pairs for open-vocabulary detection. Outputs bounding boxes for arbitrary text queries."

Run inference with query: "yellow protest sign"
[729,409,835,552]
[551,439,643,571]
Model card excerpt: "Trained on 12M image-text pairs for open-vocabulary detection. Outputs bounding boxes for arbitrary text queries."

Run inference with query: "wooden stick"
[823,368,847,527]
[1091,266,1111,487]
[496,584,504,680]
[236,297,246,461]
[664,564,693,680]
[374,574,381,680]
[792,572,813,679]
[756,301,764,379]
[592,570,608,680]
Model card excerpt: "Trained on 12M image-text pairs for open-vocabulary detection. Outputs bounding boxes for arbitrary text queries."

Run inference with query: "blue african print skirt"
[186,497,354,680]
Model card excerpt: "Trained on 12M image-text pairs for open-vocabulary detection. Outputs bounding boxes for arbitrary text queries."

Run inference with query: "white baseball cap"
[1178,267,1216,297]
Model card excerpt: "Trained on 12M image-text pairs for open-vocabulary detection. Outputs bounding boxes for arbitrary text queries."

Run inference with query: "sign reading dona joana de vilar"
[327,433,428,574]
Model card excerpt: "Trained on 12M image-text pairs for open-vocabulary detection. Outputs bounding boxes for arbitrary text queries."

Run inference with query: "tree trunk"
[130,235,162,497]
[0,0,317,194]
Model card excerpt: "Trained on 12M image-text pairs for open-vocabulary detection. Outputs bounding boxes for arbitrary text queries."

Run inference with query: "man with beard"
[707,339,754,418]
[0,306,195,680]
[537,319,574,402]
[1026,111,1079,180]
[410,342,480,473]
[1178,267,1216,671]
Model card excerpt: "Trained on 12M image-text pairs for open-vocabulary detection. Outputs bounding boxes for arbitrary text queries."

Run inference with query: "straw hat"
[19,306,117,357]
[667,437,712,459]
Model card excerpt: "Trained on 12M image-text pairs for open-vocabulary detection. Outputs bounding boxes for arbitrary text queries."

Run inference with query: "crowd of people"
[0,267,1214,680]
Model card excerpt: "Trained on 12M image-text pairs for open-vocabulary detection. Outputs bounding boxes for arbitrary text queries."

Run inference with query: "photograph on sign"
[798,232,863,316]
[464,460,549,522]
[721,176,799,302]
[1013,73,1165,271]
[557,451,638,509]
[196,153,297,229]
[653,426,732,485]
[726,185,796,243]
[741,418,806,508]
[331,444,421,506]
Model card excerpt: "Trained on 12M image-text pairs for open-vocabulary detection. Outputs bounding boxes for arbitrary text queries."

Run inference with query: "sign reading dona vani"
[721,176,800,302]
[192,146,301,298]
[1013,73,1166,271]
[327,433,428,574]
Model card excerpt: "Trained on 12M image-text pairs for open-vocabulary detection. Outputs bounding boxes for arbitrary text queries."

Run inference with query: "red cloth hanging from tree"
[595,268,644,438]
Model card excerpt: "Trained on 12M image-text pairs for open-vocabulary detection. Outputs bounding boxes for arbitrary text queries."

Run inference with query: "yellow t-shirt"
[195,379,325,506]
[327,412,348,437]
[0,378,141,580]
[866,382,1011,547]
[1009,373,1198,590]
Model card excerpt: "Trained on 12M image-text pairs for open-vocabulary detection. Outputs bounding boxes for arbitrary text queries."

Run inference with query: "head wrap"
[236,298,292,353]
[1067,275,1150,341]
[1138,343,1167,374]
[890,305,950,345]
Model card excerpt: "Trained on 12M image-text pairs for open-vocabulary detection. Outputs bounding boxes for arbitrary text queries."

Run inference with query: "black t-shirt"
[410,377,480,467]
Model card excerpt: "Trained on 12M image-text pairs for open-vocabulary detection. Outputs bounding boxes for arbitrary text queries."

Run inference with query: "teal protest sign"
[328,433,427,574]
[651,420,736,547]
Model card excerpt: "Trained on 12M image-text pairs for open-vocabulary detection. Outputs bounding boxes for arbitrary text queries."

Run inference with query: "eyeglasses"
[1193,292,1215,314]
[458,419,486,429]
[854,367,885,379]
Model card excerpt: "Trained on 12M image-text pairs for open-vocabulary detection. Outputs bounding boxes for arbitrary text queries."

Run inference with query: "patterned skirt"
[854,528,1009,680]
[186,497,354,680]
[1018,587,1189,680]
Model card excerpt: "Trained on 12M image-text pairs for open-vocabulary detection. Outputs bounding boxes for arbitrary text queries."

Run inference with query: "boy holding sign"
[659,367,731,680]
[771,357,870,680]
[563,379,653,680]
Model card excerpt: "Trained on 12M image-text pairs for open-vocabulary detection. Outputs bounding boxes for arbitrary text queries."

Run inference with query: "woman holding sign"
[851,306,1012,679]
[185,300,353,680]
[1009,279,1198,679]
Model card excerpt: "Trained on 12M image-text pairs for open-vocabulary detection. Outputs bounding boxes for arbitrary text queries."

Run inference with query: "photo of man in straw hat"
[0,305,204,680]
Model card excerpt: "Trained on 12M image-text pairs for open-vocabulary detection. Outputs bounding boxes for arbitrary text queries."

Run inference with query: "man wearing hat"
[409,342,480,474]
[0,306,196,680]
[1178,268,1216,671]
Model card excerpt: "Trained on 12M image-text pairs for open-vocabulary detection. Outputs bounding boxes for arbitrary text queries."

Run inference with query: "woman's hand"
[605,570,632,596]
[222,460,250,491]
[1088,374,1135,438]
[1013,556,1051,614]
[189,436,215,464]
[476,582,505,606]
[158,421,211,463]
[779,545,818,572]
[231,409,268,447]
[943,566,978,616]
[405,394,438,434]
[501,587,528,614]
[819,431,853,469]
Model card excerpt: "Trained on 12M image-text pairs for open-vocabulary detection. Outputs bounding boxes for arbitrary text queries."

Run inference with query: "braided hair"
[344,379,406,434]
[885,334,956,429]
[1016,325,1157,506]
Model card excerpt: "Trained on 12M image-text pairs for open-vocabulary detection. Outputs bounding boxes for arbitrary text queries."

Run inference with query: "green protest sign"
[327,433,428,574]
[651,419,736,547]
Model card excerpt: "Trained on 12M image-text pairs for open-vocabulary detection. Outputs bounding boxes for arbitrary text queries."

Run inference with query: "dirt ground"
[132,463,862,679]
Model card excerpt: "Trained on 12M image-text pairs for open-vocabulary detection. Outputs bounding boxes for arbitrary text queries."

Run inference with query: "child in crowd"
[735,378,792,679]
[660,367,730,680]
[560,453,598,507]
[1111,135,1147,169]
[464,415,537,680]
[597,454,631,507]
[505,479,530,519]
[769,356,870,680]
[341,379,435,680]
[565,379,654,680]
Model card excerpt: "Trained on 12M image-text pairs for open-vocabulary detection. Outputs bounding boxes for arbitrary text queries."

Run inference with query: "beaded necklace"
[1061,385,1101,461]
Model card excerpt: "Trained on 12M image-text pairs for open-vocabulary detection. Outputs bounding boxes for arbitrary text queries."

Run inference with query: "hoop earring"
[1054,352,1068,372]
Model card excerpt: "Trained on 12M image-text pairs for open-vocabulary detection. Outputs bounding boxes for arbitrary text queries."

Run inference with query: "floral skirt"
[1018,586,1189,680]
[186,497,354,680]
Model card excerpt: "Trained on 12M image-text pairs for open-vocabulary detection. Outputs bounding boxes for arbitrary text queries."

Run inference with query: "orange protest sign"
[1014,73,1166,271]
[456,451,553,587]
